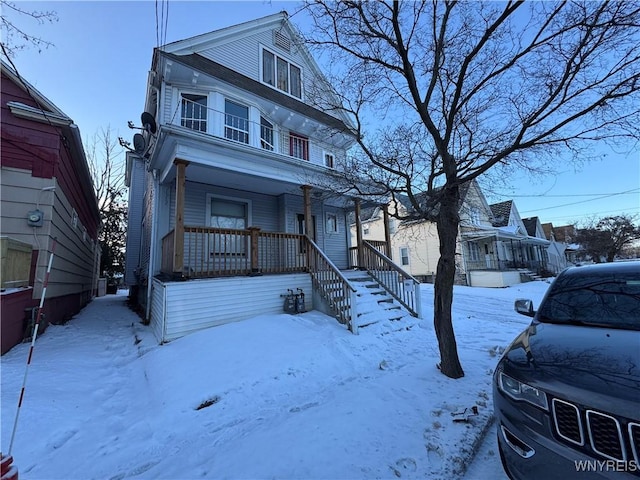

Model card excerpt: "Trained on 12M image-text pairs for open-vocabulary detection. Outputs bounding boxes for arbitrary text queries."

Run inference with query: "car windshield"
[537,270,640,330]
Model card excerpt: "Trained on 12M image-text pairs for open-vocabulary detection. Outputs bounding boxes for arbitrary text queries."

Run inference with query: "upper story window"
[260,117,274,151]
[469,208,481,225]
[225,100,249,144]
[181,93,207,132]
[289,132,308,161]
[323,152,335,169]
[262,47,302,99]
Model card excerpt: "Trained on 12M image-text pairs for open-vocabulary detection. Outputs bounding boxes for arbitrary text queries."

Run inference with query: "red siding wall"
[0,289,35,354]
[0,72,99,237]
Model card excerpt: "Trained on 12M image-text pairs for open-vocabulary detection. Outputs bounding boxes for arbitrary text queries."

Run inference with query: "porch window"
[261,47,303,99]
[210,199,247,255]
[181,94,207,132]
[326,213,338,233]
[400,247,409,266]
[468,242,481,262]
[260,116,274,151]
[289,132,309,160]
[225,100,249,144]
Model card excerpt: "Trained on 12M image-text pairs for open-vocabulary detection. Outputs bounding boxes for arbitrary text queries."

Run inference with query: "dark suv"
[494,262,640,479]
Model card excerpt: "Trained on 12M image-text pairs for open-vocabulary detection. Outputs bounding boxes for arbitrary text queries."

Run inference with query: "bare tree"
[0,0,57,58]
[87,127,128,281]
[302,1,640,378]
[576,214,640,263]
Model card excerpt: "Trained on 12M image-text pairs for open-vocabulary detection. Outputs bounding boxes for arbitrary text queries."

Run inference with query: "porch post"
[382,204,392,258]
[301,185,314,240]
[248,227,262,275]
[354,198,363,268]
[173,159,189,275]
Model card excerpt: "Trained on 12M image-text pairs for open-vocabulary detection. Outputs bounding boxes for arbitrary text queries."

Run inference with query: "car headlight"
[498,372,548,410]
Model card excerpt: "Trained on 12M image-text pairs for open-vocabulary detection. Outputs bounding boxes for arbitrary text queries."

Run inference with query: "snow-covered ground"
[1,280,550,479]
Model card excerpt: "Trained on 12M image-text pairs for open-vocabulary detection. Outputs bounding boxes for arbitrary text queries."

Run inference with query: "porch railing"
[162,226,308,277]
[306,236,358,332]
[348,240,388,268]
[360,241,422,318]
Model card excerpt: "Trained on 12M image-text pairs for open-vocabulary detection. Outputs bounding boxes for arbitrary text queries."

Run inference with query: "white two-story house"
[125,12,421,342]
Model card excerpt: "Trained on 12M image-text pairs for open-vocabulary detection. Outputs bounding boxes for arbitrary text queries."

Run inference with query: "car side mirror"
[514,299,535,317]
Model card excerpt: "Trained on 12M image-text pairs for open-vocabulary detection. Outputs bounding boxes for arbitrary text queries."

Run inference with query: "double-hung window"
[324,152,335,168]
[262,47,302,99]
[260,117,274,151]
[225,100,249,144]
[400,247,410,266]
[289,132,308,160]
[181,94,207,132]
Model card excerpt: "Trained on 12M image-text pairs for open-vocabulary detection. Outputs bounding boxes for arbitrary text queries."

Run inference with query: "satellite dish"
[133,133,146,153]
[141,112,157,134]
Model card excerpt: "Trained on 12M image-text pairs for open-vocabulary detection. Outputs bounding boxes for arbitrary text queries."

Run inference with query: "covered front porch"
[460,227,551,287]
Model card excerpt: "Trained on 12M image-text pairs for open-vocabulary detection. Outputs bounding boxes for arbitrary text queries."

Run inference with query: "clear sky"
[3,0,639,228]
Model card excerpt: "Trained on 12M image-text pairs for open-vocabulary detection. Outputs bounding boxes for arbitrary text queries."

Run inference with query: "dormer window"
[181,93,207,132]
[261,47,302,99]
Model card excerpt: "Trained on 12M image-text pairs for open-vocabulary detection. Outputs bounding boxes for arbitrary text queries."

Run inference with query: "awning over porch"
[461,226,550,246]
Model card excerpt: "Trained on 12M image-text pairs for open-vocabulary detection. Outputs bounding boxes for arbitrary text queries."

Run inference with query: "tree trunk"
[434,185,465,379]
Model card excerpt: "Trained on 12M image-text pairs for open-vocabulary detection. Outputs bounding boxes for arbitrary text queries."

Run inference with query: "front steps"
[341,270,418,334]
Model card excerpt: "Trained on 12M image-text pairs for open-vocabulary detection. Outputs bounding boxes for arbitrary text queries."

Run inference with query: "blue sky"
[3,0,638,227]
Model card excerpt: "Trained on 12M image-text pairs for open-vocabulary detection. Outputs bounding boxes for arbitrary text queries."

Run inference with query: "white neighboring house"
[349,182,551,287]
[124,12,419,342]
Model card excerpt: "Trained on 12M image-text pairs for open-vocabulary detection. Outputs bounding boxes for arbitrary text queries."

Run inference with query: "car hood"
[501,322,640,420]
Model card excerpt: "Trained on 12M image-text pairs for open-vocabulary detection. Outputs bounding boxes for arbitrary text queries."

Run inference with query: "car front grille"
[552,398,639,466]
[630,423,640,464]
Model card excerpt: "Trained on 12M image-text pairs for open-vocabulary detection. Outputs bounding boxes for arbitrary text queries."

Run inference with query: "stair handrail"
[361,241,422,318]
[306,236,358,331]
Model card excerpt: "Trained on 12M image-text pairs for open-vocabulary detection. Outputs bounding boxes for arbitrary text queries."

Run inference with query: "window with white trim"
[224,100,249,144]
[289,132,308,160]
[363,225,370,235]
[181,93,207,132]
[260,116,274,151]
[400,247,409,266]
[209,198,249,256]
[323,151,335,168]
[326,213,338,233]
[261,47,302,99]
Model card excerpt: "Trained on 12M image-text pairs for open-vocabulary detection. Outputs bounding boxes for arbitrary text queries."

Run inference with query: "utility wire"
[519,188,640,213]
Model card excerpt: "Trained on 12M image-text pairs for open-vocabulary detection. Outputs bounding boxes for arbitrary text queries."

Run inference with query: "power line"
[519,188,640,213]
[510,190,640,198]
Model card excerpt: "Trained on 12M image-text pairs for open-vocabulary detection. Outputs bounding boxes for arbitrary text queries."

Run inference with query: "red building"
[1,59,101,354]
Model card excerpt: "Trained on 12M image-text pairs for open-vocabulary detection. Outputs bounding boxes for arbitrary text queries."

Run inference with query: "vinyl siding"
[158,273,313,342]
[150,278,166,342]
[124,157,146,285]
[166,181,281,231]
[0,167,97,305]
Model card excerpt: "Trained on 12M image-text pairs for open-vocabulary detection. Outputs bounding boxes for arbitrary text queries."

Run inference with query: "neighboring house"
[542,222,580,268]
[350,181,551,287]
[1,60,101,354]
[125,12,420,342]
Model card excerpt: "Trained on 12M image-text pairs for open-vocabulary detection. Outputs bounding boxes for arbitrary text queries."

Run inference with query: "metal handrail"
[361,241,422,318]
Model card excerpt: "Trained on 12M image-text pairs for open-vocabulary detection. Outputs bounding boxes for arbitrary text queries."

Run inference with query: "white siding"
[150,279,166,342]
[159,273,313,342]
[125,157,146,285]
